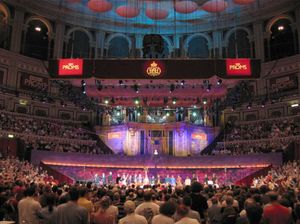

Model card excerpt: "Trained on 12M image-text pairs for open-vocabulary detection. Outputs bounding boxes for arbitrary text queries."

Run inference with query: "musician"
[127,175,132,186]
[116,174,121,185]
[101,172,106,185]
[156,174,161,185]
[191,173,198,183]
[107,171,113,185]
[176,175,183,187]
[212,173,217,185]
[204,174,209,185]
[170,175,176,187]
[165,175,171,185]
[185,176,191,186]
[137,174,143,185]
[94,173,100,186]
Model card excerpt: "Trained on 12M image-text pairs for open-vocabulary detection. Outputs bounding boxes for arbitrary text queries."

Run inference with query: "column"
[253,21,265,60]
[10,8,25,53]
[173,34,181,58]
[95,30,105,58]
[135,34,143,58]
[212,31,222,58]
[295,7,300,54]
[53,21,65,58]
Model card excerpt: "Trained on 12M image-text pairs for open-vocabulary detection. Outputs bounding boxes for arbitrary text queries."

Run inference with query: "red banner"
[58,59,83,76]
[226,58,251,76]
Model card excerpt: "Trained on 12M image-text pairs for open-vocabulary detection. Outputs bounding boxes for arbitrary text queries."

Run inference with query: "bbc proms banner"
[19,73,48,91]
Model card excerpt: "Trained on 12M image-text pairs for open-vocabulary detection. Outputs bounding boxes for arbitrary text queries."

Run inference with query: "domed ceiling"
[47,0,259,33]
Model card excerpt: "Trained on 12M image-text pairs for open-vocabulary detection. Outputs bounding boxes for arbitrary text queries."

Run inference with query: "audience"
[0,157,299,224]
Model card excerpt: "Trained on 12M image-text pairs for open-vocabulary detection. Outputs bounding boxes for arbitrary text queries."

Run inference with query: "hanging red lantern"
[145,8,169,20]
[233,0,256,5]
[202,0,228,13]
[116,5,140,18]
[87,0,112,13]
[175,1,198,14]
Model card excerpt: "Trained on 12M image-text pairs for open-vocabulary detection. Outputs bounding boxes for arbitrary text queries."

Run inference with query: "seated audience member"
[54,187,88,224]
[207,197,222,224]
[118,200,147,224]
[175,205,200,224]
[263,191,292,224]
[18,185,42,224]
[135,190,160,223]
[91,196,115,224]
[152,201,176,224]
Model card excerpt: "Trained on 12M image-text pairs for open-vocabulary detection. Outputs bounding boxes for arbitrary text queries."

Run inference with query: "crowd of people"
[253,161,300,190]
[225,116,300,142]
[0,157,300,224]
[24,138,101,154]
[0,111,92,140]
[212,140,290,155]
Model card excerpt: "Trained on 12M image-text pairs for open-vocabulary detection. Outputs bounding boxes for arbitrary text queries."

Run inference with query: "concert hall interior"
[0,0,300,224]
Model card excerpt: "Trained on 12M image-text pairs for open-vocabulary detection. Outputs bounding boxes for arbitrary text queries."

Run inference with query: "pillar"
[10,8,25,53]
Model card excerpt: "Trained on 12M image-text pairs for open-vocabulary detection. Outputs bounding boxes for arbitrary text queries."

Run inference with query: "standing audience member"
[54,187,88,224]
[263,191,292,224]
[152,201,176,224]
[175,205,200,224]
[207,197,222,224]
[118,200,147,224]
[18,185,42,224]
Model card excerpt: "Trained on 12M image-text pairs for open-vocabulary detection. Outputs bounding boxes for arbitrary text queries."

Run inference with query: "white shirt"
[175,217,200,224]
[119,213,147,224]
[18,197,42,224]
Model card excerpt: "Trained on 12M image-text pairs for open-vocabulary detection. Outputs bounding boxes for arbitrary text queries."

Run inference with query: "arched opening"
[107,36,130,58]
[269,19,295,60]
[22,19,51,60]
[65,30,91,58]
[0,5,11,49]
[228,29,251,58]
[187,36,209,58]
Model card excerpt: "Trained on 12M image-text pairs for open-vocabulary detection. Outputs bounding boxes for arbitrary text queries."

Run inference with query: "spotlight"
[134,99,139,105]
[192,111,197,117]
[35,26,41,32]
[203,99,207,105]
[81,80,86,86]
[166,112,170,117]
[291,103,299,108]
[116,111,120,116]
[137,112,141,116]
[104,99,109,104]
[217,79,222,85]
[278,25,284,31]
[172,98,177,105]
[180,80,185,86]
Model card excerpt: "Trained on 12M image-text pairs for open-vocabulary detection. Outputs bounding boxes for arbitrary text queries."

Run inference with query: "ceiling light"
[278,25,284,31]
[291,103,299,108]
[104,99,109,104]
[134,99,139,105]
[203,99,207,105]
[192,111,197,117]
[35,26,41,32]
